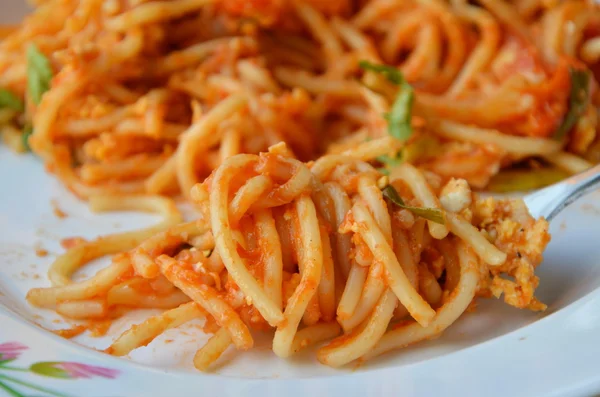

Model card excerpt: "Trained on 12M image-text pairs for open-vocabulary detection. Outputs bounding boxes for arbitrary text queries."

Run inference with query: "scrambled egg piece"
[440,178,472,213]
[472,197,551,311]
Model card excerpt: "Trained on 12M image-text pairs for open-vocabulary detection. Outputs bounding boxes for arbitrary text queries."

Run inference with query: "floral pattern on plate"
[0,342,119,397]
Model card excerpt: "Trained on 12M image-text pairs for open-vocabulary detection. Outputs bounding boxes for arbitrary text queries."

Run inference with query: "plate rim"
[2,286,600,397]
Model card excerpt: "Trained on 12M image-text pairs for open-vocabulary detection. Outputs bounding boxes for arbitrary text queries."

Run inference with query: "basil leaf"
[381,185,445,224]
[376,153,402,167]
[376,152,403,175]
[554,68,590,140]
[386,86,414,141]
[0,89,24,111]
[358,61,404,85]
[359,61,415,142]
[22,124,33,152]
[27,44,53,105]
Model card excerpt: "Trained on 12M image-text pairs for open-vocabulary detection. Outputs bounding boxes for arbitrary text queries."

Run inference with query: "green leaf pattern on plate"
[0,341,119,397]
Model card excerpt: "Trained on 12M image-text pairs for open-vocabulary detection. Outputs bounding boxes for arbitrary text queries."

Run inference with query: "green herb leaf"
[22,124,33,152]
[0,89,24,111]
[376,152,403,174]
[376,153,402,167]
[26,44,53,105]
[386,86,414,141]
[554,68,591,140]
[381,185,445,224]
[359,61,415,142]
[358,61,404,85]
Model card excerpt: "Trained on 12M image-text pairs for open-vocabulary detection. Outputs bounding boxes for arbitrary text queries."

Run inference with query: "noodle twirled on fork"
[27,139,551,370]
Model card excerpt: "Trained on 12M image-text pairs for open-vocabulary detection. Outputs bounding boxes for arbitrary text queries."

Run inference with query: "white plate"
[2,147,600,397]
[2,3,600,394]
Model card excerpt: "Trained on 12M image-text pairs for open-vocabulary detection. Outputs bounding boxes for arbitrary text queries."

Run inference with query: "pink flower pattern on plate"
[0,341,120,397]
[55,362,120,379]
[0,342,27,361]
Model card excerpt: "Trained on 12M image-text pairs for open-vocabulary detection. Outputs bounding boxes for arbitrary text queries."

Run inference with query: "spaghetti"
[0,0,599,192]
[27,139,550,370]
[0,0,588,371]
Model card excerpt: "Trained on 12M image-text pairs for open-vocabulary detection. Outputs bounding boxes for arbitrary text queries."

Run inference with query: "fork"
[524,164,600,221]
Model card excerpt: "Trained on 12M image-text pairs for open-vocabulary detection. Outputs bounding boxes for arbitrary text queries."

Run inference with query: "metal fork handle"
[524,164,600,221]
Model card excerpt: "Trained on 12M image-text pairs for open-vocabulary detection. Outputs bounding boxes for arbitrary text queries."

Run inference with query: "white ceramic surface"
[2,1,600,395]
[2,145,600,396]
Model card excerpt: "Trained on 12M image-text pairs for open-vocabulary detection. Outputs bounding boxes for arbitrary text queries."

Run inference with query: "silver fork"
[524,164,600,221]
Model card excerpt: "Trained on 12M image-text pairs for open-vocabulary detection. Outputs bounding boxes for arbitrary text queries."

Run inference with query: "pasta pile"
[26,138,550,370]
[1,0,590,371]
[0,0,599,194]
